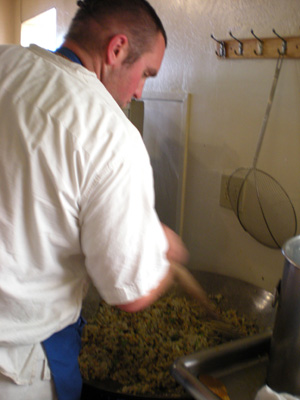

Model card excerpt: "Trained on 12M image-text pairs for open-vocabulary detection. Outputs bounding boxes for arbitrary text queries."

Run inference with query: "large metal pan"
[80,271,275,400]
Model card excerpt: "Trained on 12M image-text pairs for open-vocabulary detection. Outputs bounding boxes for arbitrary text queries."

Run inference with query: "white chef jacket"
[0,44,169,383]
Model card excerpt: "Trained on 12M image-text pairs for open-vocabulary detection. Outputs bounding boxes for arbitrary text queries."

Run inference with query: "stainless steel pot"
[267,235,300,395]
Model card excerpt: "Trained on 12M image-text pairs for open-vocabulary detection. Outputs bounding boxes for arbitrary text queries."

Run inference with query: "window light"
[21,8,57,51]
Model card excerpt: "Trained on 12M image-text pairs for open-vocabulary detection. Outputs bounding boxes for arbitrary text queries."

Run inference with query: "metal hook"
[272,29,287,55]
[251,29,264,56]
[229,31,243,56]
[211,34,226,58]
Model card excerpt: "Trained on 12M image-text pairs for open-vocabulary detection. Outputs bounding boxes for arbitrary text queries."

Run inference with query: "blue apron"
[42,316,86,400]
[42,47,85,400]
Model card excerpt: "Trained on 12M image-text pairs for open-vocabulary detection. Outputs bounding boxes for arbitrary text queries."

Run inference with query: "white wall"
[20,0,300,291]
[0,0,19,44]
[144,0,300,291]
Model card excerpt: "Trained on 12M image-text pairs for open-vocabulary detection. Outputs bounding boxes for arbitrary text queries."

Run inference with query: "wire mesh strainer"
[227,54,297,248]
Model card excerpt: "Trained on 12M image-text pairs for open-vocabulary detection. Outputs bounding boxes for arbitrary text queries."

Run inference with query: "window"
[21,8,57,51]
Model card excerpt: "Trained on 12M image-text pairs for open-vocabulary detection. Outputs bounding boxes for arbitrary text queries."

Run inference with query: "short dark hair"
[65,0,167,64]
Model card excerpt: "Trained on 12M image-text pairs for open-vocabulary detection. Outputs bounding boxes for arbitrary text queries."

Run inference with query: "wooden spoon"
[171,263,245,339]
[171,263,220,317]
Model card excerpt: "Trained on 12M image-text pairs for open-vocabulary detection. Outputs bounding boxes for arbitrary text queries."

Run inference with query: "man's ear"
[106,34,129,66]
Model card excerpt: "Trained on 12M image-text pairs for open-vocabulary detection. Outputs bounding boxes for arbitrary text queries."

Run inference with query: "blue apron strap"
[42,316,86,400]
[54,47,83,66]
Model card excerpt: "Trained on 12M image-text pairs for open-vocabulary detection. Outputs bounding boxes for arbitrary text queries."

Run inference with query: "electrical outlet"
[219,174,244,210]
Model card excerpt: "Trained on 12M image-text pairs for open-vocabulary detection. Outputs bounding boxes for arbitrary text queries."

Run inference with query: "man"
[0,1,188,399]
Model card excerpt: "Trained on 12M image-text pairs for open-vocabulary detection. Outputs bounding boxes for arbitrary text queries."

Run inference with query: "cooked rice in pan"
[79,288,258,396]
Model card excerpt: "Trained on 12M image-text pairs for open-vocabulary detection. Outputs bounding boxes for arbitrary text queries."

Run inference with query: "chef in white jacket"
[0,1,189,399]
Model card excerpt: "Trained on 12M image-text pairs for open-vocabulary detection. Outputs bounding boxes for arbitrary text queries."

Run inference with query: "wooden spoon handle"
[171,263,245,339]
[171,263,219,318]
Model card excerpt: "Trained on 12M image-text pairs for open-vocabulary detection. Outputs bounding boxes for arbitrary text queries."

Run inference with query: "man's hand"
[161,223,189,265]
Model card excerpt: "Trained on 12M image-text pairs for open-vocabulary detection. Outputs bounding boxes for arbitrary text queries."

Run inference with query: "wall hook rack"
[211,30,300,59]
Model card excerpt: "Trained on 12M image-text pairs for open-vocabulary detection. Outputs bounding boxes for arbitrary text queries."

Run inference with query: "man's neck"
[58,39,102,79]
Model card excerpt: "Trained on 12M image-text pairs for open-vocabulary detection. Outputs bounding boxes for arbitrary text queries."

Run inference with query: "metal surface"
[267,235,300,395]
[171,331,272,400]
[81,271,275,400]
